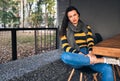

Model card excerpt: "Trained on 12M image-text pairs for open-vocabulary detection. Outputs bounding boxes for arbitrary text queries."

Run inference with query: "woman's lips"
[73,20,77,23]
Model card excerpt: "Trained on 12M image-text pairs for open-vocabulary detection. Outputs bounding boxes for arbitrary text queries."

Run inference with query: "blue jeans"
[61,48,114,81]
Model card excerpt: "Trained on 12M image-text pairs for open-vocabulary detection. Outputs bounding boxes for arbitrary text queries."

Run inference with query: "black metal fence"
[0,28,59,64]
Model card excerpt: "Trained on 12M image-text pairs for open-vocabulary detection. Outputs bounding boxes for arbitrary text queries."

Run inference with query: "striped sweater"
[60,25,94,53]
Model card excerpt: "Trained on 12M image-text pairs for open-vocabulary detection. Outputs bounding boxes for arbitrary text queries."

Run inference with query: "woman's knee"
[61,52,73,63]
[100,64,113,79]
[90,64,114,81]
[103,64,113,73]
[92,64,113,74]
[102,64,114,81]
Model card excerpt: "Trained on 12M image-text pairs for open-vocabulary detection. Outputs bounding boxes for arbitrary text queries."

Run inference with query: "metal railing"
[0,28,59,63]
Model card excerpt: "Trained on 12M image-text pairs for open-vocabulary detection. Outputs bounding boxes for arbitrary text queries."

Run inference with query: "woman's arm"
[61,35,80,53]
[86,26,94,51]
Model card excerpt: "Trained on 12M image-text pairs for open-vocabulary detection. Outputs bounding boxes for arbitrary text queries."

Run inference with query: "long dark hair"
[59,6,80,37]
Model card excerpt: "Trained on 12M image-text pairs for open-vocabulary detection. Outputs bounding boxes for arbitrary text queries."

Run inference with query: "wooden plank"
[93,46,120,58]
[93,34,120,58]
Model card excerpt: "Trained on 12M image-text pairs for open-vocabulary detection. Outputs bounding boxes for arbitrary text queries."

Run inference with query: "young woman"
[59,6,119,81]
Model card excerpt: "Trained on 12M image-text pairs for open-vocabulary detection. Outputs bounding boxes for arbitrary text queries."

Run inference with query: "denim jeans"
[61,48,114,81]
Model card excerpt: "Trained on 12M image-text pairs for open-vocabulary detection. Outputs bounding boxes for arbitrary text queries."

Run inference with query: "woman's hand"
[87,52,97,64]
[78,52,83,54]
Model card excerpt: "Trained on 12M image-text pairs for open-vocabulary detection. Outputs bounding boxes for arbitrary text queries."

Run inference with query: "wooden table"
[93,34,120,58]
[93,34,120,81]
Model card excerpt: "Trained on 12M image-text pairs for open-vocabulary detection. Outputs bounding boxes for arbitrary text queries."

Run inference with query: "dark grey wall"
[57,0,70,26]
[57,0,120,39]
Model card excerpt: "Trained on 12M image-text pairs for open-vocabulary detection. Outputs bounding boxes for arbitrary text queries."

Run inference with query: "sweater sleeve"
[60,35,79,53]
[86,26,95,51]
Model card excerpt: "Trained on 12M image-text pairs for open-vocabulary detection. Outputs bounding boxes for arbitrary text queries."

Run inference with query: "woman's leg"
[89,63,114,81]
[61,52,90,69]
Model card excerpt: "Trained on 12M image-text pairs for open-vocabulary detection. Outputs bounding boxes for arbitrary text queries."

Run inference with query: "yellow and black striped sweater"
[61,26,94,53]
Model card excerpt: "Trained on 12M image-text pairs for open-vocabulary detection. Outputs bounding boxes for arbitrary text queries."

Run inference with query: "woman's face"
[67,10,79,26]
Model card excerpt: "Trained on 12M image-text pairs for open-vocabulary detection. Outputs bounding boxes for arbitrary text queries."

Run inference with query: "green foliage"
[0,0,56,28]
[0,0,20,27]
[44,0,56,14]
[48,16,55,27]
[27,1,43,27]
[43,0,56,27]
[28,12,43,27]
[28,0,56,27]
